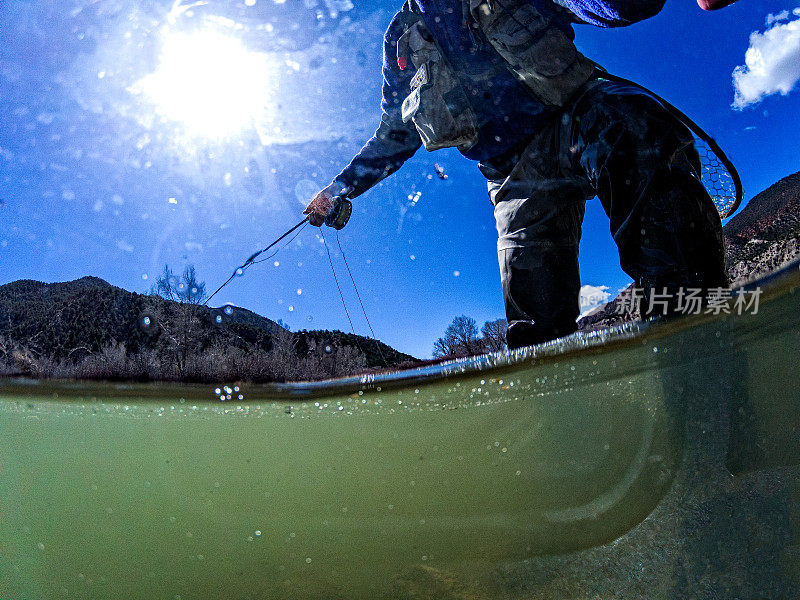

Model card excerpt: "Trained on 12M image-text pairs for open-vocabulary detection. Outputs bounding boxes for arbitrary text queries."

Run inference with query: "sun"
[133,29,275,139]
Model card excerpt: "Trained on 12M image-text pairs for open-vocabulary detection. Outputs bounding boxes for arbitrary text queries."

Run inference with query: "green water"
[2,266,799,599]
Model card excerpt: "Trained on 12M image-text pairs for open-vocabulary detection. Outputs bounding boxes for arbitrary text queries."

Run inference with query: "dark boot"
[506,318,579,349]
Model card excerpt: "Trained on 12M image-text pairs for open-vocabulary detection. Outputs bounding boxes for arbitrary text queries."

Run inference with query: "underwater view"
[2,0,800,597]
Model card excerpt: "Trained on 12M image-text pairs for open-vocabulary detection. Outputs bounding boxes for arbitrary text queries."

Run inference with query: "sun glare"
[135,29,274,139]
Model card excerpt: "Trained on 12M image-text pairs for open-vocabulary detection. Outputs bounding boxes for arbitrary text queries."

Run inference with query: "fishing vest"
[399,0,594,152]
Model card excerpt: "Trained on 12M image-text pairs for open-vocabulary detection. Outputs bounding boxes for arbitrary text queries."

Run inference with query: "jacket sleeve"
[334,4,422,199]
[550,0,666,27]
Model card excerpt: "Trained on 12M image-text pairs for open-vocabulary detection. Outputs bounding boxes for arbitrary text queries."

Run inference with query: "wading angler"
[304,0,735,349]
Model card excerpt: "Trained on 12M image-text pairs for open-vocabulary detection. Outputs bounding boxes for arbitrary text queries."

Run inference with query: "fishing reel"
[325,194,353,230]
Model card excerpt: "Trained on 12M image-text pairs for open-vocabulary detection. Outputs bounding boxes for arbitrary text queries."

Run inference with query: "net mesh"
[693,135,740,220]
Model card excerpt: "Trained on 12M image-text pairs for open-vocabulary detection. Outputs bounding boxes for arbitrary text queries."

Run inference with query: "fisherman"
[303,0,728,349]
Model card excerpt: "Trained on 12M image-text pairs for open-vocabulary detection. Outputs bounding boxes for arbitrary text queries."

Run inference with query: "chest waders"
[394,0,740,349]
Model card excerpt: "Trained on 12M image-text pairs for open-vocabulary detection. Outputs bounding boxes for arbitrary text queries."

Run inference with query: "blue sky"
[1,0,799,359]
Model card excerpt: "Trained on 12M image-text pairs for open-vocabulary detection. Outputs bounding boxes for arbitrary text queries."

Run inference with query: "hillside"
[579,170,800,330]
[724,171,800,284]
[0,277,416,382]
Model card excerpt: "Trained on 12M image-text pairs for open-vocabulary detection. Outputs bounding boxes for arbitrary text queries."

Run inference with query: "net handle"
[591,68,743,219]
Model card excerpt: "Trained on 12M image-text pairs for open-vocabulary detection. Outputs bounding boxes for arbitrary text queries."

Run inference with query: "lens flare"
[133,29,274,139]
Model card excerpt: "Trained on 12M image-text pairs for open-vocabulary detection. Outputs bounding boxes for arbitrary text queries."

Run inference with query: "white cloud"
[579,285,611,316]
[765,10,789,26]
[732,14,800,109]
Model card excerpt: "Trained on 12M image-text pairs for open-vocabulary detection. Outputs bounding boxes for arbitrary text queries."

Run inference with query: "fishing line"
[205,217,309,307]
[250,223,308,266]
[336,230,389,368]
[319,228,357,336]
[320,228,375,364]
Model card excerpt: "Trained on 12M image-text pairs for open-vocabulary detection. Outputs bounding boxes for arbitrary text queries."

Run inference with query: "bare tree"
[433,334,459,359]
[0,335,16,375]
[156,265,207,305]
[433,315,486,358]
[481,319,508,352]
[151,264,208,377]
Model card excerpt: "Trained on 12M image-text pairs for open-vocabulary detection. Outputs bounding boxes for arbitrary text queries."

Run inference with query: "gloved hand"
[303,181,347,227]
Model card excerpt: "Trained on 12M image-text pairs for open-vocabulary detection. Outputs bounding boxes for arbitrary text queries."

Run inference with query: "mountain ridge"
[0,277,416,382]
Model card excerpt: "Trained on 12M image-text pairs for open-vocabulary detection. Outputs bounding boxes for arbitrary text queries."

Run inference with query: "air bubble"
[224,305,234,315]
[296,288,302,295]
[324,345,332,353]
[235,268,244,276]
[142,316,151,327]
[288,306,294,312]
[215,315,223,324]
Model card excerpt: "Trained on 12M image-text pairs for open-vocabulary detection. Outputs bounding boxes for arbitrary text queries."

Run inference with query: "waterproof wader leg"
[570,81,727,318]
[482,129,591,350]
